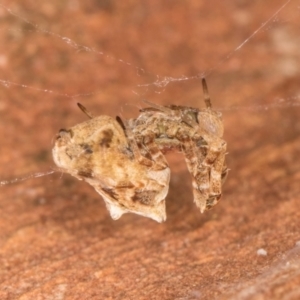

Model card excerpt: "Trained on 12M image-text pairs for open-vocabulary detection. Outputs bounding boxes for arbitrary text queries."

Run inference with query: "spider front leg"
[179,132,227,213]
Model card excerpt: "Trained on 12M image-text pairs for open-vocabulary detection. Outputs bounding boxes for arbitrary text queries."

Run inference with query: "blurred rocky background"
[0,1,300,299]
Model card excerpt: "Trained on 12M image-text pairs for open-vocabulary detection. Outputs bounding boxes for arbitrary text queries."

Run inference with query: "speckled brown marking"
[117,182,135,189]
[206,194,221,209]
[120,146,134,159]
[81,143,93,154]
[77,170,93,178]
[102,187,119,200]
[132,190,156,205]
[100,129,114,148]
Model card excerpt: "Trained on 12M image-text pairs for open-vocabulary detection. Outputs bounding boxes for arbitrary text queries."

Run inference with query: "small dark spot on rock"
[34,149,49,162]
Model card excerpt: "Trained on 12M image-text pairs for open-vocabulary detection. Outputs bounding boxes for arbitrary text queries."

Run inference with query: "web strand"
[0,0,298,188]
[0,0,295,104]
[0,170,56,186]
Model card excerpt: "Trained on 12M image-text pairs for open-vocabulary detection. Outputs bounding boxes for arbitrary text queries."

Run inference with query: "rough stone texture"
[0,1,300,299]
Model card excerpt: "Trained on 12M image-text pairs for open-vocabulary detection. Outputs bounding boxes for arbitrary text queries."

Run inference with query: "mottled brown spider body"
[128,79,228,213]
[53,114,170,222]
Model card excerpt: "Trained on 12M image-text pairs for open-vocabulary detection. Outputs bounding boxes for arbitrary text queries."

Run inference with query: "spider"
[128,78,228,213]
[52,78,227,222]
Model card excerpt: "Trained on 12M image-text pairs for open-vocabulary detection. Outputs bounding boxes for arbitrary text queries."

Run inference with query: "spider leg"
[178,130,227,213]
[201,135,227,210]
[221,164,229,184]
[179,134,210,213]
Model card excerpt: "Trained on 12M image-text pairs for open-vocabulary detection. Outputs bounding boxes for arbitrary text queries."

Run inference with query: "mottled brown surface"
[1,1,300,299]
